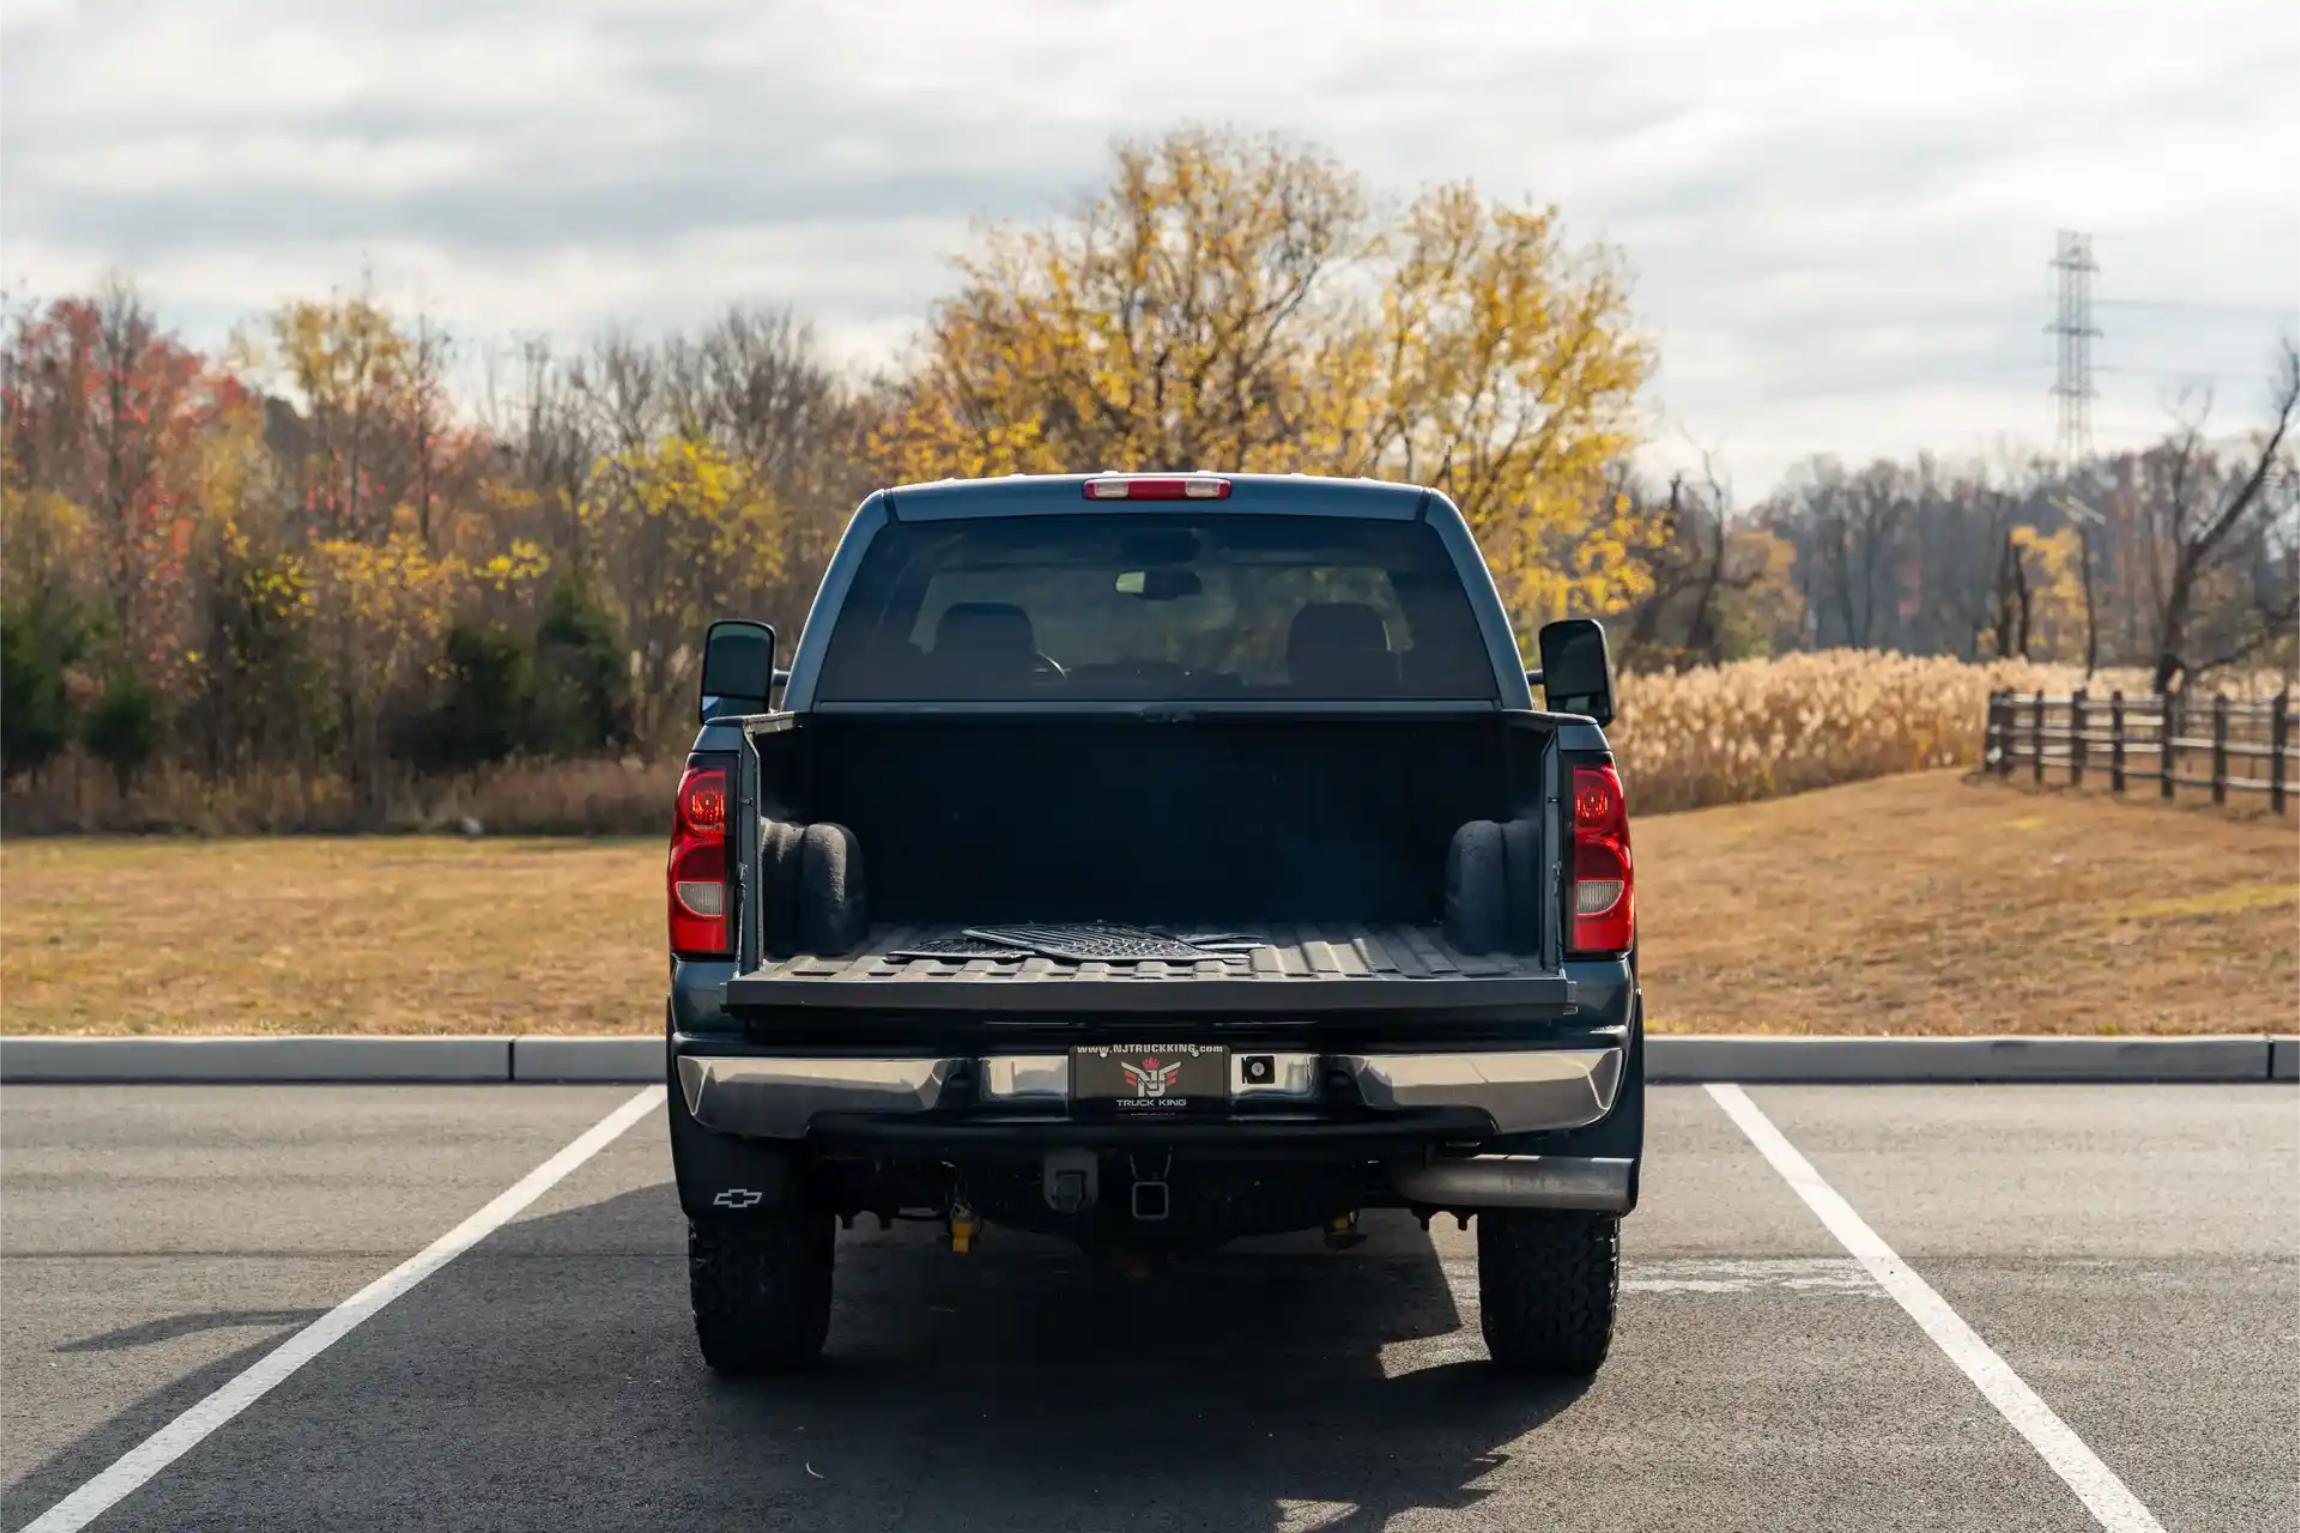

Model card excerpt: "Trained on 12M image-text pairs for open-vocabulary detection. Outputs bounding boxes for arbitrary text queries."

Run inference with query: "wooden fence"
[1984,688,2296,812]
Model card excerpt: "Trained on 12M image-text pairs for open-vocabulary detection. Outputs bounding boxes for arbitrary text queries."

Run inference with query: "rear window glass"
[815,513,1498,702]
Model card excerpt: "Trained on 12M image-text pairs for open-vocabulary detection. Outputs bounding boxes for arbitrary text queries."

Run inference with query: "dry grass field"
[1637,771,2295,1034]
[1,771,2291,1036]
[0,837,664,1036]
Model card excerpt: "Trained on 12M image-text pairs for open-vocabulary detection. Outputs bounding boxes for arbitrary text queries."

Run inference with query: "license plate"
[1071,1043,1229,1113]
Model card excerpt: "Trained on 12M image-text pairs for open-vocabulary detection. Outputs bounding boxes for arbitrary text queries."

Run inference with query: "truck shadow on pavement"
[7,1184,1594,1533]
[649,1190,1594,1531]
[3,1319,330,1529]
[55,1308,329,1352]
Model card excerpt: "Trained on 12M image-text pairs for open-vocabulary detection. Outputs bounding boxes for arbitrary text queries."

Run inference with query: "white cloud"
[4,0,2296,494]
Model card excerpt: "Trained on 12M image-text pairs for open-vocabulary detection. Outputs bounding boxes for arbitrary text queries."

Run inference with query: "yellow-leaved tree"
[871,128,1656,633]
[302,533,465,813]
[582,432,784,749]
[2007,525,2089,663]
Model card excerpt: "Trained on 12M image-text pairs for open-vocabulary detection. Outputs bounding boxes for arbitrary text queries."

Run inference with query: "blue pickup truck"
[662,471,1642,1376]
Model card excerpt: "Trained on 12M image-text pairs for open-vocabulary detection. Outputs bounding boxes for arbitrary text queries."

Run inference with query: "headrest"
[1289,601,1388,651]
[1287,601,1392,686]
[934,601,1035,656]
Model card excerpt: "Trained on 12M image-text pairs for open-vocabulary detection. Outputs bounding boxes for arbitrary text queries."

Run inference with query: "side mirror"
[1536,618,1614,725]
[699,620,777,721]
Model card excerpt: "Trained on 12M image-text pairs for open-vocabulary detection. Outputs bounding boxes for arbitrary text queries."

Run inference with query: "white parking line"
[20,1085,665,1533]
[1705,1082,2166,1533]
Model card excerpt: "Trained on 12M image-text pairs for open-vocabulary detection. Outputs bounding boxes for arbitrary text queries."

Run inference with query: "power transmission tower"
[2046,231,2104,676]
[2047,230,2099,464]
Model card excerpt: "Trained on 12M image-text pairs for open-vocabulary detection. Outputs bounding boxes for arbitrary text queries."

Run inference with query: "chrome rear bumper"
[1386,1154,1634,1212]
[677,1056,959,1139]
[1334,1049,1622,1134]
[677,1045,1623,1142]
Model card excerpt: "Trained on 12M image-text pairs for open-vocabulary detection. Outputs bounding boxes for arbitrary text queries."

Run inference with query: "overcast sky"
[4,0,2296,495]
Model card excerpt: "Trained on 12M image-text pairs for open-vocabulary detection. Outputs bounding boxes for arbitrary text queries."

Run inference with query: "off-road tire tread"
[688,1211,833,1373]
[1477,1210,1619,1375]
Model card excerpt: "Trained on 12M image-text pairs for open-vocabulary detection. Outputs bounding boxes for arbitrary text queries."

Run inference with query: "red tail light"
[1082,474,1231,500]
[668,757,731,956]
[1569,763,1634,955]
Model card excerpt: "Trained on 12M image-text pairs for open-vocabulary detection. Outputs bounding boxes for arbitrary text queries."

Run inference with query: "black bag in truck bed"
[723,920,1573,1013]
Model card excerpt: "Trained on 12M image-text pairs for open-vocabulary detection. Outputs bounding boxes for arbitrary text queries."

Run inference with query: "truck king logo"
[1118,1056,1184,1098]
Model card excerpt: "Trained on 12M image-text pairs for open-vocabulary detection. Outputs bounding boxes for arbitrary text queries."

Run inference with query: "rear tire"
[688,1209,834,1373]
[1476,1210,1619,1375]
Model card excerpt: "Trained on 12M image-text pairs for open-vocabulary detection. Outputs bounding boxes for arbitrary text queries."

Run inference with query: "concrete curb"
[4,1034,2293,1085]
[511,1036,660,1082]
[0,1035,513,1083]
[1644,1034,2285,1083]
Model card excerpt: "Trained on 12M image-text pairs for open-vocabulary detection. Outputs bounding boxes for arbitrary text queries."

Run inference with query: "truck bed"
[724,922,1571,1014]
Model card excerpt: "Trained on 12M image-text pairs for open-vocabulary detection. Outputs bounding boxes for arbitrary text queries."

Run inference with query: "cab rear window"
[815,513,1498,703]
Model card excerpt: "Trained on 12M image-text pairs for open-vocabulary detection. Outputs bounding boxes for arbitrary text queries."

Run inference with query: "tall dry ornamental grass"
[1608,652,2170,814]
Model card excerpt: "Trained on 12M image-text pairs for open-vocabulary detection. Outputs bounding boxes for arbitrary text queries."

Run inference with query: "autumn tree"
[581,433,784,749]
[511,315,871,745]
[871,128,1653,629]
[263,293,409,540]
[659,309,875,627]
[177,393,328,776]
[1331,182,1656,619]
[5,279,857,811]
[0,489,93,778]
[1987,524,2088,662]
[476,338,588,549]
[261,291,491,553]
[1617,460,1795,668]
[301,534,465,814]
[2139,342,2300,691]
[1,281,245,689]
[1925,456,2037,663]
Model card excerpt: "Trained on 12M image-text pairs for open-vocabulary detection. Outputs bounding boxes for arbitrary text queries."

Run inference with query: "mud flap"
[667,1044,796,1219]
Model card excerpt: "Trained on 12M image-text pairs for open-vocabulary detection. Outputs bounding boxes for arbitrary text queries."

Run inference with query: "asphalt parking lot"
[3,1083,2293,1532]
